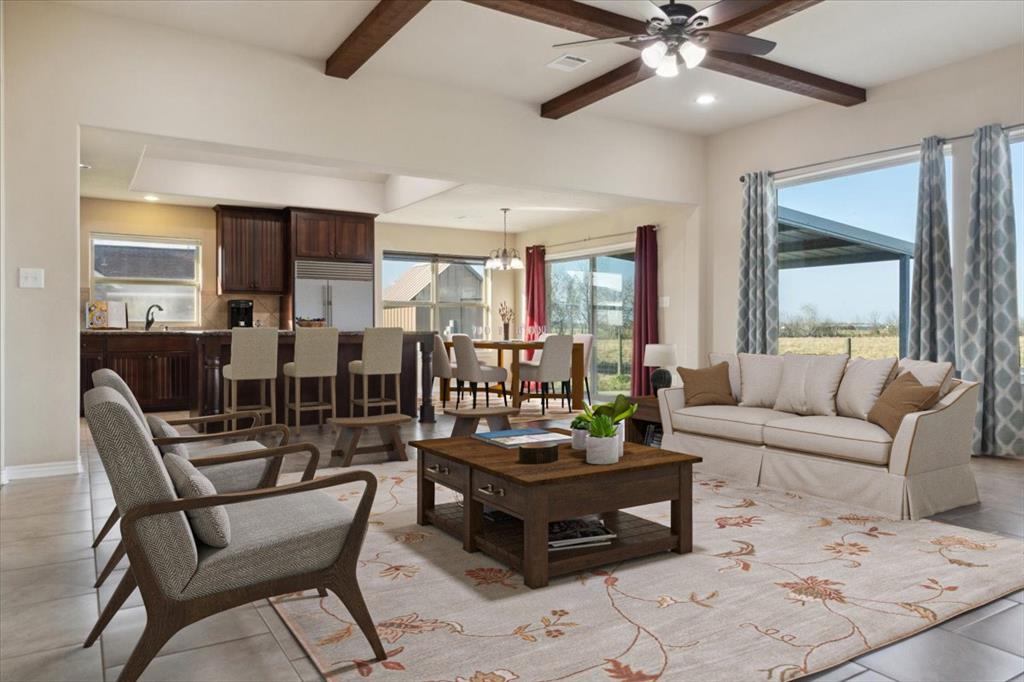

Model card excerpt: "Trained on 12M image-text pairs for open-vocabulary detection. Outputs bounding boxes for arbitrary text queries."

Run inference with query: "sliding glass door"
[546,250,635,399]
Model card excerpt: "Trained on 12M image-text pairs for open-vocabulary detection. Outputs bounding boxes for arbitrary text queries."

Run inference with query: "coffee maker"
[228,299,254,328]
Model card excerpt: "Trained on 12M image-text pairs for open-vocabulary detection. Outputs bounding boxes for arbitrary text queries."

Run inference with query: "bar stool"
[223,328,278,428]
[349,327,404,417]
[283,327,339,435]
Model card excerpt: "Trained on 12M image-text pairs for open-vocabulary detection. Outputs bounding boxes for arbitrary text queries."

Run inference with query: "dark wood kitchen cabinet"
[216,205,287,293]
[80,333,195,414]
[290,209,374,262]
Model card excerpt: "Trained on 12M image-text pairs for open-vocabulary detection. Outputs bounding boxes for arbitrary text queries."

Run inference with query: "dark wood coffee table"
[411,431,702,588]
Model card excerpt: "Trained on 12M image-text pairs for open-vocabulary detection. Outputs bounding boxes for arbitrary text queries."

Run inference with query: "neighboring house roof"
[384,263,450,302]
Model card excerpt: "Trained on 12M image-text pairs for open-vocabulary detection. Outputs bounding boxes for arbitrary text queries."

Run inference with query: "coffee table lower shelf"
[425,502,679,580]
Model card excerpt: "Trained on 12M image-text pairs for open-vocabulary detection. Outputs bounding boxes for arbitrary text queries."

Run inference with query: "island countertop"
[81,329,437,426]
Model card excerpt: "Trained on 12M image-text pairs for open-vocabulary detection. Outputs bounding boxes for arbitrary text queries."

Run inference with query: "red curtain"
[524,245,546,359]
[631,225,659,396]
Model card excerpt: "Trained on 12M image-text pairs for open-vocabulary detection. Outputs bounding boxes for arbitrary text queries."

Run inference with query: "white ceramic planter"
[586,434,620,465]
[571,428,589,450]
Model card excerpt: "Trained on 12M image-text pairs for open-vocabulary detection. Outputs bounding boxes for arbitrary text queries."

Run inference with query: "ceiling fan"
[552,0,777,78]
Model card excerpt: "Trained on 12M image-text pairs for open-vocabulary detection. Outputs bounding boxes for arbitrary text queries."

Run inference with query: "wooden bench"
[444,406,520,437]
[327,413,412,466]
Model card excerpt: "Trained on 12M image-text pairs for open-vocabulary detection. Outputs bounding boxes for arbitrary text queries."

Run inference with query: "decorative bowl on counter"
[296,318,327,328]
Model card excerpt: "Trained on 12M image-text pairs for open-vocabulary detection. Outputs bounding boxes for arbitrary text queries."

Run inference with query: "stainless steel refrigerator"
[293,260,374,331]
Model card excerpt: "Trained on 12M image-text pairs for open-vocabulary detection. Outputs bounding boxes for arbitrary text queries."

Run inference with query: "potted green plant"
[585,414,620,464]
[582,395,638,464]
[569,415,590,449]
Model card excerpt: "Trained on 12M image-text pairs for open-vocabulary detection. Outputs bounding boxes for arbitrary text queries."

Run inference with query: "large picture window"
[382,252,489,335]
[90,234,201,323]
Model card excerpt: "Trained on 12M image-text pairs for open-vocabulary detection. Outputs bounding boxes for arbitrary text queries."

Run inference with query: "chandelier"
[485,208,523,270]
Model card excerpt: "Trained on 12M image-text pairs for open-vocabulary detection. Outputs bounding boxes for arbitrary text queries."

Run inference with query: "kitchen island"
[81,329,436,428]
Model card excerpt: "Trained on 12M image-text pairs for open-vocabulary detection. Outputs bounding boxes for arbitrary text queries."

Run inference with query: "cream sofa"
[658,354,980,520]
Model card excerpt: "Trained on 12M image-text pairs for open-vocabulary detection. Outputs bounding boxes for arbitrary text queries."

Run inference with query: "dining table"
[442,339,586,410]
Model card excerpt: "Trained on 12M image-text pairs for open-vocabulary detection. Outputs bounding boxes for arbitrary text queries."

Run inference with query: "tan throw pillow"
[146,414,188,458]
[897,358,954,397]
[836,357,898,420]
[773,354,848,416]
[678,363,738,407]
[163,453,231,548]
[738,353,785,408]
[708,352,741,401]
[867,372,942,438]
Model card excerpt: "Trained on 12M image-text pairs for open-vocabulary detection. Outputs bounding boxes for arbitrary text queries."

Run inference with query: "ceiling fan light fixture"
[640,40,668,69]
[655,53,680,78]
[680,41,707,70]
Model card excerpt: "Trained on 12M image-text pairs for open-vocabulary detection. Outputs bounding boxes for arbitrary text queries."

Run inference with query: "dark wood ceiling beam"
[326,0,431,79]
[700,52,866,106]
[712,0,822,33]
[542,58,653,119]
[462,0,646,38]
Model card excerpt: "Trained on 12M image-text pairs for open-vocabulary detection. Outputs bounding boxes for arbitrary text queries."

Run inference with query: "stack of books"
[547,517,617,551]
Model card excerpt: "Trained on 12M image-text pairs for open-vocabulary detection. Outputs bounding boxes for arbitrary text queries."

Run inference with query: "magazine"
[471,428,571,449]
[547,517,617,548]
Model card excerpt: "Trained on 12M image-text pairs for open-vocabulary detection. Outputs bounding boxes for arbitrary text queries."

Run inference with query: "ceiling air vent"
[546,54,590,72]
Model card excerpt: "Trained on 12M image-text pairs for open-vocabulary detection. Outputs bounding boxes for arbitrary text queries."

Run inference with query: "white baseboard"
[2,459,83,481]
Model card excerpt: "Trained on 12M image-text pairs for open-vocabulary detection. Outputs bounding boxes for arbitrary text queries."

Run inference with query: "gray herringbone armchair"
[83,386,385,682]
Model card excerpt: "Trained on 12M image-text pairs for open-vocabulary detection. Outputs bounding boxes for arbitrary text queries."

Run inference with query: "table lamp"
[643,343,677,394]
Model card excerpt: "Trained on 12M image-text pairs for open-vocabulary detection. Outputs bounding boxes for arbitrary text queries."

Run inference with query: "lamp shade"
[643,343,677,368]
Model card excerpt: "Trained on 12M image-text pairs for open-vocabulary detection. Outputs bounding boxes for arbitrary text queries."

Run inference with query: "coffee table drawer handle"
[478,483,505,497]
[427,464,450,475]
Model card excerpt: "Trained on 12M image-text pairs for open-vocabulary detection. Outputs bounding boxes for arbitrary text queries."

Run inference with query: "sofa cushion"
[763,416,893,465]
[678,363,737,407]
[708,352,741,401]
[738,353,784,408]
[867,372,942,437]
[836,357,898,420]
[897,358,954,397]
[773,354,848,416]
[671,405,793,445]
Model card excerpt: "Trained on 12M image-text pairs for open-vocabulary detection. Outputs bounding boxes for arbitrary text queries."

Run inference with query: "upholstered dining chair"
[83,386,386,682]
[432,334,457,409]
[89,368,289,588]
[451,333,508,408]
[519,335,573,415]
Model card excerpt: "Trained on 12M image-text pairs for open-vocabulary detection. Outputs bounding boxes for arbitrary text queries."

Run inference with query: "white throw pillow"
[897,358,954,396]
[837,357,897,420]
[708,352,741,401]
[738,353,784,408]
[163,453,231,548]
[773,354,848,416]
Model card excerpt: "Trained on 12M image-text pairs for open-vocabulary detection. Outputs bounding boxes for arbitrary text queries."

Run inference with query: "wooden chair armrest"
[122,470,376,523]
[153,424,289,447]
[166,411,263,428]
[189,442,320,481]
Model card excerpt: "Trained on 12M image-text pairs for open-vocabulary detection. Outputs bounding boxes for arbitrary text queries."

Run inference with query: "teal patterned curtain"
[909,136,955,362]
[736,172,778,354]
[959,124,1023,456]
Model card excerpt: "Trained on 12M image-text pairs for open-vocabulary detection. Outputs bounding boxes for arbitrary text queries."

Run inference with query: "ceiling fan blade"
[686,0,773,29]
[552,34,650,49]
[645,0,669,21]
[691,30,776,55]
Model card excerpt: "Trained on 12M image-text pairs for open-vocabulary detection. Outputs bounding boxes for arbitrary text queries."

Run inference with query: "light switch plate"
[18,267,45,288]
[660,296,670,308]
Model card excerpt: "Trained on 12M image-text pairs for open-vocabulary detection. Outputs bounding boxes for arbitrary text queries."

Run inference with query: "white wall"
[1,1,704,471]
[705,45,1024,354]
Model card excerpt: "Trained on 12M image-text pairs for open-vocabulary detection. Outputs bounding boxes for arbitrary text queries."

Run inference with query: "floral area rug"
[271,461,1023,681]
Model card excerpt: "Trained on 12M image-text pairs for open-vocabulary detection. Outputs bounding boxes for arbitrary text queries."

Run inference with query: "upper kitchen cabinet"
[290,209,374,262]
[216,205,287,293]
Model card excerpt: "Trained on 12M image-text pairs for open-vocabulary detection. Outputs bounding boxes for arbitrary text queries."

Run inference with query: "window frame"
[89,233,202,324]
[381,251,490,335]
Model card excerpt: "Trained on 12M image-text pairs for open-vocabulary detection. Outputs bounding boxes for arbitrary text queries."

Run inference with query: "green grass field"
[781,336,1024,365]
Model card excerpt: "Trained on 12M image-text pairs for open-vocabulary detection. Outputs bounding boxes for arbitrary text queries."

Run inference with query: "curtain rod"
[541,226,657,250]
[738,122,1024,181]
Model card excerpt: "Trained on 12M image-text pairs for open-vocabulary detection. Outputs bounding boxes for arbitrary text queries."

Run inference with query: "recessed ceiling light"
[143,195,160,202]
[79,162,92,170]
[696,94,716,106]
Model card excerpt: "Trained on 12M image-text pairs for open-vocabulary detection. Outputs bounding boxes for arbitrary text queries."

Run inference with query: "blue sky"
[778,142,1024,323]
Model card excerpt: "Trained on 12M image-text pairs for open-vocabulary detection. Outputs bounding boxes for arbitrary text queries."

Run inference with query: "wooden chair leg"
[85,569,137,647]
[283,376,291,430]
[330,376,337,420]
[501,382,508,407]
[93,508,119,548]
[117,617,181,682]
[332,574,387,662]
[541,383,548,415]
[485,382,490,407]
[223,379,230,423]
[95,541,126,588]
[363,375,370,417]
[270,378,276,426]
[441,378,448,409]
[231,381,239,431]
[318,377,325,427]
[295,377,302,436]
[394,375,401,416]
[349,373,355,417]
[471,382,478,409]
[585,376,591,404]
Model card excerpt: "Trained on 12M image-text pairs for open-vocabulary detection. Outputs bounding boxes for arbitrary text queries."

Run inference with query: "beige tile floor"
[0,412,1021,682]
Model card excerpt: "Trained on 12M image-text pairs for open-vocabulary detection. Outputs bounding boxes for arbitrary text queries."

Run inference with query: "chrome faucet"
[144,304,164,331]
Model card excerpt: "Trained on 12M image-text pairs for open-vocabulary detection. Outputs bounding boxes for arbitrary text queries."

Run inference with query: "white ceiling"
[68,0,1024,134]
[80,126,655,230]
